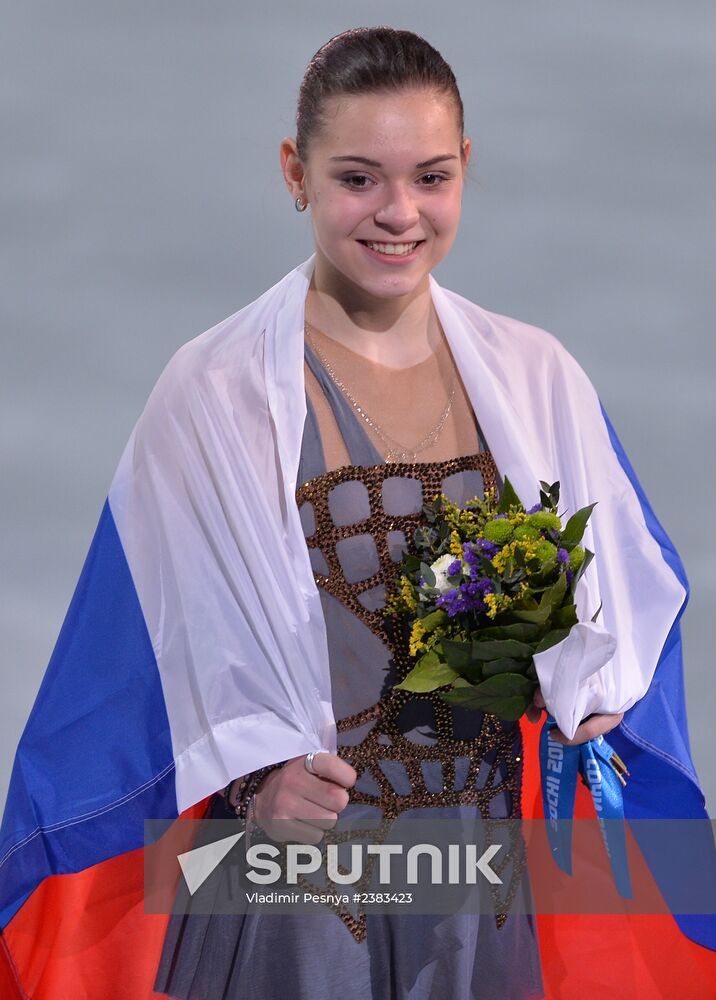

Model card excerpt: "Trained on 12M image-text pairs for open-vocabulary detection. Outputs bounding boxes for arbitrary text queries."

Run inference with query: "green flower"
[524,511,562,531]
[569,545,585,571]
[534,540,558,563]
[482,518,514,544]
[513,524,540,542]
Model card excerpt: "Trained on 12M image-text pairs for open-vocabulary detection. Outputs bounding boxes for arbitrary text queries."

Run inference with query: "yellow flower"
[449,529,463,557]
[492,540,517,574]
[400,575,417,612]
[484,591,513,619]
[409,619,427,657]
[484,593,499,619]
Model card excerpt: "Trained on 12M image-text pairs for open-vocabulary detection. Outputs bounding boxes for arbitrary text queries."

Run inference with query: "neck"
[304,255,441,368]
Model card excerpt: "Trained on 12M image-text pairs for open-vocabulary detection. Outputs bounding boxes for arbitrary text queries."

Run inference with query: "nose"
[373,183,420,233]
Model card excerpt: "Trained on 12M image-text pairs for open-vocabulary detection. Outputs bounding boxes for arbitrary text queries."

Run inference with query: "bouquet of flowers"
[384,478,598,722]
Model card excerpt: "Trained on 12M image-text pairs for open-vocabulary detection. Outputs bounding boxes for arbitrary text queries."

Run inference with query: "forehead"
[313,89,461,160]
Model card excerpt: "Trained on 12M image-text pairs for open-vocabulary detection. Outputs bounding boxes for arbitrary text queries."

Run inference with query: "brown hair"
[296,27,464,161]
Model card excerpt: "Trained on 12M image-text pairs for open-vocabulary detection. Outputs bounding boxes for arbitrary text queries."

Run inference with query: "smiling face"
[282,88,470,309]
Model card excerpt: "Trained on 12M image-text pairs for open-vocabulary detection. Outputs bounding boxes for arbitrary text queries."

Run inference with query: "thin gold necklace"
[304,321,457,463]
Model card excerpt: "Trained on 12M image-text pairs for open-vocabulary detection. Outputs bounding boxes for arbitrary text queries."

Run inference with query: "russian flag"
[0,493,208,996]
[0,277,336,997]
[1,259,715,996]
[2,450,714,997]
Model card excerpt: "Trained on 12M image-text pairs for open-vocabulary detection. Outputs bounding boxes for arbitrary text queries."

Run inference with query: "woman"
[150,27,711,1000]
[2,26,714,1000]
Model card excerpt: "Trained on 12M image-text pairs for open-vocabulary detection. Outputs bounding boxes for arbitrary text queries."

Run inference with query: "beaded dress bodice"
[290,339,528,941]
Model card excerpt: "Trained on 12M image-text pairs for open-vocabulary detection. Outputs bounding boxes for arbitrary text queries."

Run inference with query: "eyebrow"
[329,154,458,169]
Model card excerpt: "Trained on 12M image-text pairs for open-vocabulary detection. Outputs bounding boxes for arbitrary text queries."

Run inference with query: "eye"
[342,174,373,189]
[418,173,448,187]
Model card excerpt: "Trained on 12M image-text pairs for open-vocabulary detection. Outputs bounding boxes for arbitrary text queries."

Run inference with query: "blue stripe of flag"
[0,500,177,928]
[600,403,716,949]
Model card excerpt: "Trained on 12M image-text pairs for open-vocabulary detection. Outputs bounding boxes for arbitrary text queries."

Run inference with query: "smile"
[357,240,425,262]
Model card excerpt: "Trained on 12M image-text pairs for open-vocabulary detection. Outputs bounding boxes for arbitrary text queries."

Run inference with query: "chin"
[315,242,442,302]
[338,258,435,301]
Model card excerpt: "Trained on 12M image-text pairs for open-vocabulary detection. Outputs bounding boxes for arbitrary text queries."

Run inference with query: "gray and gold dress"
[155,332,544,1000]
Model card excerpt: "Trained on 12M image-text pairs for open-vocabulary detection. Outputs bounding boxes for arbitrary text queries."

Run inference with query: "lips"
[356,239,426,263]
[358,239,425,250]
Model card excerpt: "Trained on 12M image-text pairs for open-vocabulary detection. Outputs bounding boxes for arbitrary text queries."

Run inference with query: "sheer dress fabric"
[155,332,544,1000]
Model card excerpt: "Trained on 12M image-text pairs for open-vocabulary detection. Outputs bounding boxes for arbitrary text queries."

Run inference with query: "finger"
[310,753,357,789]
[550,712,624,746]
[524,704,541,724]
[303,781,350,815]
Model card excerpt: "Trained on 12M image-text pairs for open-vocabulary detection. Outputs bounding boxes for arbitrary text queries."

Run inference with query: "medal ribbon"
[538,713,632,898]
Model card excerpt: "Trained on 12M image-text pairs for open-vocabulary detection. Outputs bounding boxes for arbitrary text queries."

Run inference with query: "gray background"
[2,3,714,815]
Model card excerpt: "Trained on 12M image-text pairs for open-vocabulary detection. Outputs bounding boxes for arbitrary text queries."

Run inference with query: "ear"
[280,137,307,202]
[461,136,472,169]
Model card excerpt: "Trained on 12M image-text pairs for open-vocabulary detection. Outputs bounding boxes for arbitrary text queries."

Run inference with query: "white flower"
[429,553,462,594]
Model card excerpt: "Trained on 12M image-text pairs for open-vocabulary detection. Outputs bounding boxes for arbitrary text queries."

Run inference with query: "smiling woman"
[2,23,715,1000]
[283,88,469,367]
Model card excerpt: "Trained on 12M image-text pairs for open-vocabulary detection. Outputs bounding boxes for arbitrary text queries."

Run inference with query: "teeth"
[363,241,419,256]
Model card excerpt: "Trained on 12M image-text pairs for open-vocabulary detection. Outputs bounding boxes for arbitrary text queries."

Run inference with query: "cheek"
[315,198,364,239]
[436,205,462,236]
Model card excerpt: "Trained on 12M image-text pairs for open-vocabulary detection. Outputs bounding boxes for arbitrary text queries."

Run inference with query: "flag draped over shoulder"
[1,254,713,997]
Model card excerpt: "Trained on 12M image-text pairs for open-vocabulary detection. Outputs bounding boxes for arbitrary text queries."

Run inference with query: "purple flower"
[473,539,499,559]
[436,583,491,617]
[557,547,569,565]
[566,569,574,585]
[493,513,507,520]
[448,559,462,577]
[526,503,542,514]
[436,589,459,608]
[418,576,426,588]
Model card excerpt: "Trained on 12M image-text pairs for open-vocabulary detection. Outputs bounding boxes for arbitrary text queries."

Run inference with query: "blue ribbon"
[538,713,632,898]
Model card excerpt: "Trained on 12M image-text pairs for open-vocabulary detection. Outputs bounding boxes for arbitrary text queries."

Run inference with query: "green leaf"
[570,548,594,594]
[538,573,568,612]
[481,656,529,677]
[540,556,558,578]
[539,480,560,509]
[534,628,571,653]
[470,638,534,661]
[420,562,436,588]
[511,606,552,624]
[478,622,542,642]
[496,476,523,514]
[553,603,578,628]
[591,601,603,623]
[395,650,458,692]
[440,673,535,720]
[560,503,597,547]
[441,639,474,672]
[420,609,448,633]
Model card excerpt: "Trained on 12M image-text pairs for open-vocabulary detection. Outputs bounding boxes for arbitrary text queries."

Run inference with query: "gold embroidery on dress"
[293,453,527,942]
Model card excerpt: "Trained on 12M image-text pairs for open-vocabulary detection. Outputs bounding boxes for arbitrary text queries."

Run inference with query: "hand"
[525,686,623,745]
[548,711,623,746]
[525,686,546,725]
[252,752,357,845]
